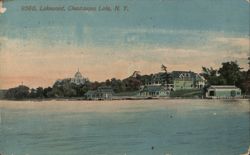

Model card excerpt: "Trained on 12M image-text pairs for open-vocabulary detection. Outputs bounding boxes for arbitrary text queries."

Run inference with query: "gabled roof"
[74,71,82,78]
[171,71,196,79]
[196,74,206,81]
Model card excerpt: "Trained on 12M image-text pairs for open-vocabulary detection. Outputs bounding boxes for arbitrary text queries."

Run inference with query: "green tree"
[5,85,30,100]
[52,79,77,97]
[202,61,246,92]
[29,88,37,98]
[36,87,44,98]
[43,87,54,98]
[218,61,242,85]
[123,77,141,91]
[242,57,250,94]
[201,67,225,85]
[110,78,126,93]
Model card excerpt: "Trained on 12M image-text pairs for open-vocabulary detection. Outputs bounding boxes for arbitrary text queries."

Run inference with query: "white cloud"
[215,37,249,47]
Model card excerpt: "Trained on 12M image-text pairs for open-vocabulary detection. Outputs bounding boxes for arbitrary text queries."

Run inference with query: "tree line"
[4,76,148,100]
[201,61,249,93]
[4,60,250,100]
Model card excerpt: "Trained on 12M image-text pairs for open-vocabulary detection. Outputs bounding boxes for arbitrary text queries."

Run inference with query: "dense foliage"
[202,61,248,93]
[4,60,249,100]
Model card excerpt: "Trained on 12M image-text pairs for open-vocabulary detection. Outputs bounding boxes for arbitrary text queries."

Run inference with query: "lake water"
[0,99,249,155]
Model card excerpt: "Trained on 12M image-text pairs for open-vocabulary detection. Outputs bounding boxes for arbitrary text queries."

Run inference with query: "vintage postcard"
[0,0,249,155]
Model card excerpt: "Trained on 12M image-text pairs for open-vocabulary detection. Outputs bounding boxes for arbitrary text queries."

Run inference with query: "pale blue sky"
[1,0,249,44]
[0,0,249,88]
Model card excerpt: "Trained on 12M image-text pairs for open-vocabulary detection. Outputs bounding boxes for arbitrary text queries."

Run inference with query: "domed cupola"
[71,68,86,85]
[74,71,83,79]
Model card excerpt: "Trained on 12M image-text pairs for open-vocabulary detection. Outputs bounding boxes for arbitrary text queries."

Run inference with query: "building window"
[209,91,215,96]
[231,90,236,97]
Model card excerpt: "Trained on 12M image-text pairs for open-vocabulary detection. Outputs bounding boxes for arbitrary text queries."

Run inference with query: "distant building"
[54,69,88,87]
[206,85,241,99]
[97,86,113,99]
[139,71,170,97]
[70,69,87,85]
[85,90,98,100]
[139,85,169,97]
[166,84,174,91]
[145,72,168,85]
[171,71,205,91]
[85,86,114,100]
[173,79,193,90]
[195,74,206,89]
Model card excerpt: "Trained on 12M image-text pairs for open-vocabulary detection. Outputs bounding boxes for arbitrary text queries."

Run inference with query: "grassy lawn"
[114,91,139,96]
[170,89,203,98]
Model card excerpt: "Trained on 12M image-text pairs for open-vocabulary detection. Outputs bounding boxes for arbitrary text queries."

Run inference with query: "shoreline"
[0,97,249,102]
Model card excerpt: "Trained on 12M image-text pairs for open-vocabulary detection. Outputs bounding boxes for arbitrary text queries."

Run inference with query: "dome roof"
[74,71,83,78]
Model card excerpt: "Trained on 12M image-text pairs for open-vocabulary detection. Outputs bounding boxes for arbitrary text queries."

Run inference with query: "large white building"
[70,69,87,85]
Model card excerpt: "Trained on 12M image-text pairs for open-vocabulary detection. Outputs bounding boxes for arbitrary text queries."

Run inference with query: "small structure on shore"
[85,86,114,100]
[85,90,97,100]
[139,85,169,97]
[206,85,241,99]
